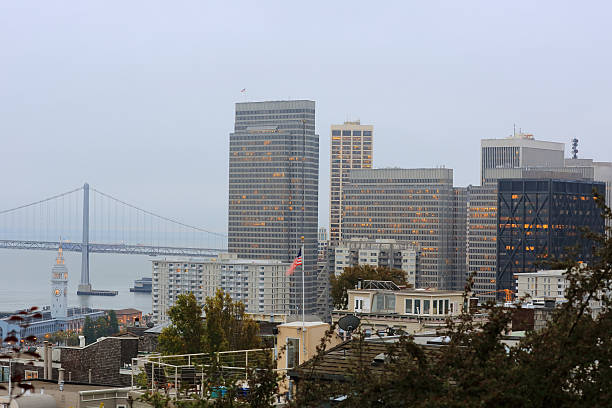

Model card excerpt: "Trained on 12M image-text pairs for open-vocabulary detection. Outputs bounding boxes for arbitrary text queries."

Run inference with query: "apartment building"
[333,238,419,286]
[151,254,290,323]
[516,268,604,317]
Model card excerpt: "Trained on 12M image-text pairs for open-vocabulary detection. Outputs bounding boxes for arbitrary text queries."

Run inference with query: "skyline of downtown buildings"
[148,98,610,322]
[224,99,609,313]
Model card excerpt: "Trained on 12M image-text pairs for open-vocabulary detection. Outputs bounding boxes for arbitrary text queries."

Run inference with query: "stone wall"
[60,337,138,386]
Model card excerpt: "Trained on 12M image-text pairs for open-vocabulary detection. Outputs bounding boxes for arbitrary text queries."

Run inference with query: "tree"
[330,265,408,309]
[203,289,261,353]
[82,316,96,345]
[108,310,120,334]
[158,292,206,355]
[94,315,111,339]
[48,330,79,346]
[295,194,612,407]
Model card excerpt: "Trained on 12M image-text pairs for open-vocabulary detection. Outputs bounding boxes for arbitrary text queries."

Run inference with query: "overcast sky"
[1,1,611,234]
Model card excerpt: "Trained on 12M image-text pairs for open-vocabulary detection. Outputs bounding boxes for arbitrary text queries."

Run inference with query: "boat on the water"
[130,277,152,293]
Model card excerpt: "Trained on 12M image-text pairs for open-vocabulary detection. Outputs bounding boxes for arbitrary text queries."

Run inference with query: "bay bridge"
[0,183,227,294]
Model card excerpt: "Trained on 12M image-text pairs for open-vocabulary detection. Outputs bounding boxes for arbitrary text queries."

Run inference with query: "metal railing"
[131,349,284,398]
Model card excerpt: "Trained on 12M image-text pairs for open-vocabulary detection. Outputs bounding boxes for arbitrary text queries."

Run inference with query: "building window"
[286,338,300,369]
[25,370,38,380]
[444,299,449,314]
[405,299,413,314]
[355,299,363,311]
[433,300,438,315]
[423,300,430,315]
[414,299,421,315]
[373,294,395,312]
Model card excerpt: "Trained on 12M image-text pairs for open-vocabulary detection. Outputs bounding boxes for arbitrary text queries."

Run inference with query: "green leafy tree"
[330,265,408,309]
[203,289,261,353]
[108,310,120,334]
[82,316,96,345]
[94,315,111,339]
[47,330,79,346]
[158,292,206,355]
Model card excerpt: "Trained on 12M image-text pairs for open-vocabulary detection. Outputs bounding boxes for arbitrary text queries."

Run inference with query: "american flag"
[286,248,302,276]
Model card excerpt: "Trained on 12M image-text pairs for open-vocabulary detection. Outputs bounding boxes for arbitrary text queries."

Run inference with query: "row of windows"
[331,130,373,136]
[236,108,315,115]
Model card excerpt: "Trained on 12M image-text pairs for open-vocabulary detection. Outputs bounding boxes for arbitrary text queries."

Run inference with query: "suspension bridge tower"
[76,183,117,296]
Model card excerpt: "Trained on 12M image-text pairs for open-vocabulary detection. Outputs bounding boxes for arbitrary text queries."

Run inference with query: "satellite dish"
[337,314,361,333]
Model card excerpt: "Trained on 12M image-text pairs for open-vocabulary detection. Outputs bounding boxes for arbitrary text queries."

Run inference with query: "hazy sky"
[1,1,611,234]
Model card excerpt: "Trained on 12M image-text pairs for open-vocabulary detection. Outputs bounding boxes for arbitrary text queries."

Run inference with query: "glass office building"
[228,100,319,316]
[497,179,605,295]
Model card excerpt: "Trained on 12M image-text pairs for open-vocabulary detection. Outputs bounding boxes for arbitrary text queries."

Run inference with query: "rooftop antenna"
[571,138,579,159]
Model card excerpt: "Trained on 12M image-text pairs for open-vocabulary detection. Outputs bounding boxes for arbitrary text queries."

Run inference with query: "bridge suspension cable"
[0,186,83,216]
[90,187,226,238]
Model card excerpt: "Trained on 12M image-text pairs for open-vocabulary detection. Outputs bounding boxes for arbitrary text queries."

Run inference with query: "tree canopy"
[203,289,260,353]
[330,265,408,309]
[158,292,206,355]
[82,311,119,345]
[158,289,261,355]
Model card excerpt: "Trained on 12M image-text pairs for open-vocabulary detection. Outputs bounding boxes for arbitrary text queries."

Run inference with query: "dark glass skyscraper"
[228,100,319,315]
[497,179,605,295]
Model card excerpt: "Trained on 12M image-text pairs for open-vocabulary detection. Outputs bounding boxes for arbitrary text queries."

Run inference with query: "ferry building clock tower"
[51,245,69,319]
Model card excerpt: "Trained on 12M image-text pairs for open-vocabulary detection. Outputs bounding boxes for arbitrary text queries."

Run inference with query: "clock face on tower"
[54,289,61,297]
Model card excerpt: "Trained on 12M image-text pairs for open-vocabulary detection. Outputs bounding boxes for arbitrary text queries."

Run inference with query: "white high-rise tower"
[51,245,69,319]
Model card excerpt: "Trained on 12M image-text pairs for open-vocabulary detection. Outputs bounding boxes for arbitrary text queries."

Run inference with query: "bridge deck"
[0,240,224,257]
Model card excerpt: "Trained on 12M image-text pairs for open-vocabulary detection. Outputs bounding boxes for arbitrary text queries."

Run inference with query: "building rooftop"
[288,339,442,381]
[151,257,288,265]
[280,321,326,328]
[349,287,463,296]
[515,269,566,277]
[113,308,142,315]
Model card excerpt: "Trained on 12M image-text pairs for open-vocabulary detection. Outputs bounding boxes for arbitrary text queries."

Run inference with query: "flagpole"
[301,236,305,324]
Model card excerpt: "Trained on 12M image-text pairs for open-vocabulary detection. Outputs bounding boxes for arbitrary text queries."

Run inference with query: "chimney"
[58,368,64,385]
[43,342,49,380]
[46,345,53,380]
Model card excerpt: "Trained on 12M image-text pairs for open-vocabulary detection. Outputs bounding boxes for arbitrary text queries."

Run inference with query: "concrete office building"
[329,121,373,244]
[342,168,465,290]
[466,185,498,301]
[565,158,612,227]
[497,179,605,295]
[452,187,468,290]
[333,238,420,286]
[151,255,291,324]
[317,226,329,261]
[228,100,319,316]
[480,131,565,185]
